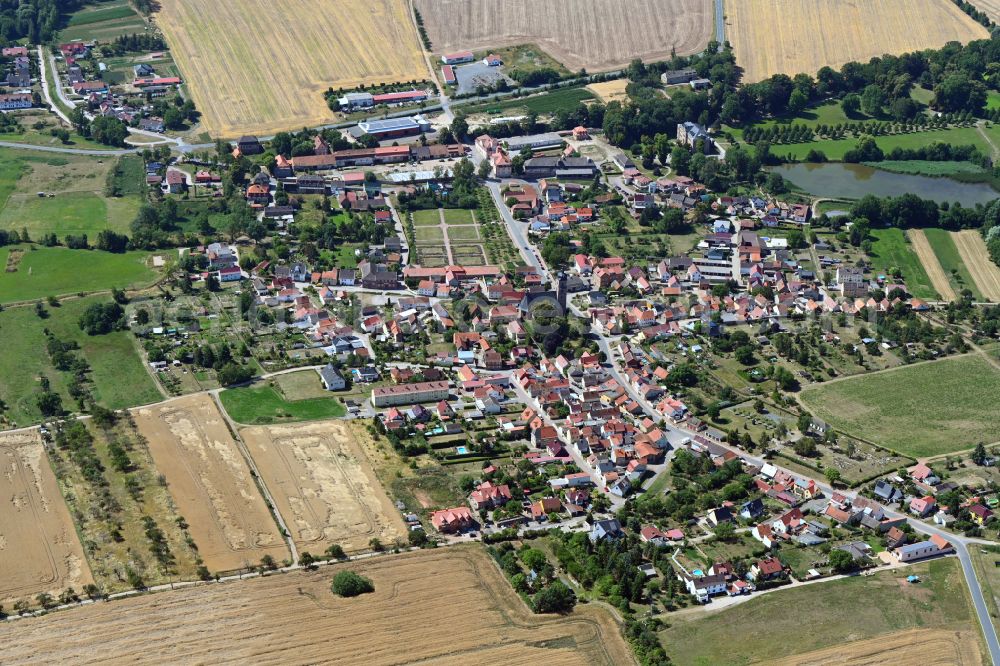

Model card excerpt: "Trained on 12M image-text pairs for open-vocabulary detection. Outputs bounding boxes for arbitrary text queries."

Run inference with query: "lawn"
[411,209,442,227]
[447,226,480,241]
[442,209,475,225]
[800,354,1000,457]
[0,295,160,427]
[0,246,157,303]
[219,382,346,425]
[868,228,938,300]
[923,228,984,300]
[414,227,445,243]
[659,558,974,665]
[273,369,328,401]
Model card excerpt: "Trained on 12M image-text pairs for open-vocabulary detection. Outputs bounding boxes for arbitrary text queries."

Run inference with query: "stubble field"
[0,546,634,665]
[954,230,1000,301]
[726,0,990,82]
[240,420,407,555]
[134,395,288,572]
[773,628,981,665]
[156,0,427,137]
[0,431,93,605]
[416,0,712,71]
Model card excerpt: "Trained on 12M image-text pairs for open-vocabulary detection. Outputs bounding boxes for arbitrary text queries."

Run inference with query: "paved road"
[714,0,725,44]
[485,180,548,279]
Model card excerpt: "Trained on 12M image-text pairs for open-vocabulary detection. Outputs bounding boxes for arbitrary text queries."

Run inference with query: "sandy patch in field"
[910,229,956,301]
[0,430,93,605]
[587,79,630,104]
[774,628,981,665]
[726,0,989,82]
[0,546,635,665]
[240,420,407,554]
[954,229,1000,301]
[134,395,287,571]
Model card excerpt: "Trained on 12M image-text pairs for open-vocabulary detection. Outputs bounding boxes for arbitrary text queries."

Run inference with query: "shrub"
[331,570,374,598]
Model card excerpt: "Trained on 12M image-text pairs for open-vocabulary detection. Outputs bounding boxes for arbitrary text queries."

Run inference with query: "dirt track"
[134,395,287,572]
[0,431,93,605]
[910,229,956,301]
[774,628,981,665]
[954,230,1000,301]
[0,546,635,665]
[416,0,712,71]
[240,421,407,555]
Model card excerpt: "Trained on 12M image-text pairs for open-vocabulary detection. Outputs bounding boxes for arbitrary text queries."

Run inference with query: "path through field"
[910,229,957,302]
[954,230,1000,301]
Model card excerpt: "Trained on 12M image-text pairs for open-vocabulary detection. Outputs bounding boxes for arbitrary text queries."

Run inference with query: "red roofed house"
[430,506,475,533]
[468,481,512,510]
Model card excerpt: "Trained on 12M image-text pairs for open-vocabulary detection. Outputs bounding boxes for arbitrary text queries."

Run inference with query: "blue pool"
[692,569,704,577]
[455,446,469,455]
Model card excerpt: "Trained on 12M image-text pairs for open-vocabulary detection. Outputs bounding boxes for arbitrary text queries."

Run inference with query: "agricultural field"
[0,294,161,428]
[417,0,712,71]
[868,228,938,300]
[910,229,958,302]
[953,229,1000,301]
[921,228,983,300]
[800,354,1000,458]
[0,246,157,303]
[774,629,981,666]
[0,148,144,239]
[0,546,633,664]
[659,558,979,665]
[0,430,94,607]
[133,395,288,572]
[156,0,427,136]
[241,420,407,555]
[59,0,147,42]
[460,86,595,117]
[219,376,347,425]
[766,126,997,162]
[726,0,989,83]
[49,417,203,593]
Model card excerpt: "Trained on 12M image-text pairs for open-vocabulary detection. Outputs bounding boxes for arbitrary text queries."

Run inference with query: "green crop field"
[0,295,160,427]
[755,127,991,162]
[864,160,987,176]
[459,86,594,116]
[219,383,346,425]
[800,354,1000,457]
[0,246,157,304]
[659,558,974,665]
[868,228,937,300]
[59,0,145,42]
[923,228,983,300]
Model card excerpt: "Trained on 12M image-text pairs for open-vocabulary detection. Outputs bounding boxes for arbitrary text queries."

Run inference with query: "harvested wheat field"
[134,395,287,572]
[954,230,1000,301]
[774,628,981,666]
[416,0,712,71]
[241,420,406,555]
[911,229,957,302]
[0,546,634,665]
[587,78,631,104]
[156,0,427,137]
[726,0,989,82]
[0,430,93,605]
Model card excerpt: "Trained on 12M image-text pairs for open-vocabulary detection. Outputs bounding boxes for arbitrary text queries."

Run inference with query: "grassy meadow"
[800,354,1000,457]
[868,228,938,300]
[659,558,974,665]
[219,382,346,425]
[0,295,161,427]
[0,246,157,303]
